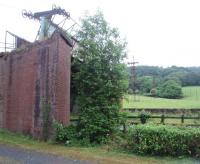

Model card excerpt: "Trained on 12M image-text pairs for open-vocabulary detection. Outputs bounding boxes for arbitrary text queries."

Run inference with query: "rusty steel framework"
[0,31,15,52]
[0,5,80,53]
[0,5,80,52]
[128,56,139,101]
[0,31,29,53]
[22,5,79,42]
[22,5,70,20]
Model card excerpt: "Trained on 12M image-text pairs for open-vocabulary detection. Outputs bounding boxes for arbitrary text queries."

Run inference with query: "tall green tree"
[157,80,183,99]
[137,76,154,93]
[72,11,128,143]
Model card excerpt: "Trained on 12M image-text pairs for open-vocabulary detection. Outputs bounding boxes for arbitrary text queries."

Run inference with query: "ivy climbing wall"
[0,32,72,137]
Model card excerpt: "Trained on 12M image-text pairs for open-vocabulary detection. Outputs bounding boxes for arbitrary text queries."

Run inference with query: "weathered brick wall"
[0,32,71,137]
[0,57,8,128]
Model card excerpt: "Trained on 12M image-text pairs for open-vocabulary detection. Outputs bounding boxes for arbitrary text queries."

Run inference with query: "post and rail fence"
[126,114,200,124]
[70,114,200,127]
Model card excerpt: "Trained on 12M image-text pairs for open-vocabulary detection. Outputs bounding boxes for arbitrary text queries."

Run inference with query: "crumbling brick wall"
[0,32,72,137]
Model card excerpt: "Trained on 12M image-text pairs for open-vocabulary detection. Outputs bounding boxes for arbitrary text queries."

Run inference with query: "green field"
[123,86,200,109]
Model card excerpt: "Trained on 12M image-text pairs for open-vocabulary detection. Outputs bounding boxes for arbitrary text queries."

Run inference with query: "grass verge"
[0,128,199,164]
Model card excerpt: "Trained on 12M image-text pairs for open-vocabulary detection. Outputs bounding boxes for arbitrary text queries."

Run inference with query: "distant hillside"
[128,66,200,91]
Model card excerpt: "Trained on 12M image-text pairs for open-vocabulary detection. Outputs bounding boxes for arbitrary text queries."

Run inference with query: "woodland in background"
[128,66,200,98]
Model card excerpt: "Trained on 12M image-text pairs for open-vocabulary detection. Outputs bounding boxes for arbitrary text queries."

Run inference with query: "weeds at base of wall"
[53,121,200,158]
[53,121,93,146]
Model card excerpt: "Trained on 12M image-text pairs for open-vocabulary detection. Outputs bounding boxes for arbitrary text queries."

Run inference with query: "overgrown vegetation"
[54,122,79,145]
[2,128,199,164]
[128,124,200,157]
[71,11,128,143]
[54,121,200,158]
[52,12,200,162]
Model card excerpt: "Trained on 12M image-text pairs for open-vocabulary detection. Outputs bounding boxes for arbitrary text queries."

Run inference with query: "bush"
[53,122,78,145]
[150,88,157,97]
[128,88,133,94]
[136,76,154,93]
[138,111,151,124]
[157,80,182,99]
[128,124,200,157]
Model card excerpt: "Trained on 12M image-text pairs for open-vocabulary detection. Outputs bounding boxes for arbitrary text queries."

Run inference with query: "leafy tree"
[182,72,200,86]
[164,74,182,85]
[157,80,182,99]
[135,76,161,94]
[72,11,128,143]
[137,76,154,93]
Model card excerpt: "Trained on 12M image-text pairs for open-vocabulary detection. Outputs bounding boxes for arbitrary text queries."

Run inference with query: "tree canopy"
[72,11,128,143]
[157,80,183,99]
[128,65,200,96]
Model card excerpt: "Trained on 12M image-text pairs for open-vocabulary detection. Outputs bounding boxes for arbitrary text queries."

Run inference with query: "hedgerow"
[128,124,200,157]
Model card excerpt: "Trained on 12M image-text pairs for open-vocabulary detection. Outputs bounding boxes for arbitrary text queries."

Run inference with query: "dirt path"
[0,144,93,164]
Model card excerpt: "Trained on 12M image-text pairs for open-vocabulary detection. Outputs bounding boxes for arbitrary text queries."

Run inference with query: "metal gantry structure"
[0,31,29,53]
[22,5,71,40]
[0,31,16,52]
[128,56,139,101]
[0,5,80,53]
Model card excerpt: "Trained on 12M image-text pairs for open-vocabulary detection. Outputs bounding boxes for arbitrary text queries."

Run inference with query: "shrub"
[139,111,151,124]
[128,88,133,94]
[150,88,157,97]
[157,80,182,99]
[128,124,200,157]
[53,122,78,145]
[136,76,154,93]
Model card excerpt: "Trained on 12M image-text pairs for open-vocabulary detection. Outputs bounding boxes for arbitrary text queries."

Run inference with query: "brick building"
[0,31,72,137]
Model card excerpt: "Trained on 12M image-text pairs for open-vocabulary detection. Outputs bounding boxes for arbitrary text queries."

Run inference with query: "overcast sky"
[0,0,200,67]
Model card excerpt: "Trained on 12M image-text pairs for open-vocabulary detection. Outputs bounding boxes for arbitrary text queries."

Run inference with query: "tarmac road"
[0,144,93,164]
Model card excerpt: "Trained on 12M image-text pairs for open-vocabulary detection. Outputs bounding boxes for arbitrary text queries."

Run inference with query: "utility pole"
[128,56,138,101]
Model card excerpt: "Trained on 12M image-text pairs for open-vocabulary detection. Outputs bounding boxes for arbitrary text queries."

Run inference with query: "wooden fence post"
[181,114,184,124]
[123,123,127,133]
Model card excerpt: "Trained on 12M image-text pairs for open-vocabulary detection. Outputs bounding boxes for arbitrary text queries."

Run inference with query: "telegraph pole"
[128,56,138,101]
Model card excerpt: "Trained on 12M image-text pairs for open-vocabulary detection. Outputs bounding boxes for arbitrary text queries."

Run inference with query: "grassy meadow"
[123,86,200,109]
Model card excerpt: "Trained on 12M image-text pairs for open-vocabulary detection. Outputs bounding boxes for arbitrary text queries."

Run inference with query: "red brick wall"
[53,36,71,125]
[0,32,71,137]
